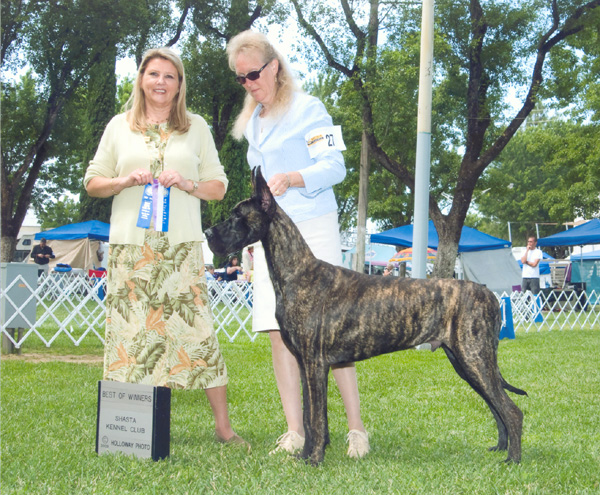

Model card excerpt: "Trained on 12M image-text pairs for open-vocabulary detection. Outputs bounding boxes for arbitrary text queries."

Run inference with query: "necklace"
[147,117,168,125]
[146,109,171,124]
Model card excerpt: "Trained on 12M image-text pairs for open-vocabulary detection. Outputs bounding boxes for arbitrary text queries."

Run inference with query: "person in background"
[205,264,217,281]
[226,30,369,458]
[84,47,248,450]
[223,254,243,281]
[242,245,254,282]
[521,236,543,294]
[31,238,55,275]
[383,264,394,276]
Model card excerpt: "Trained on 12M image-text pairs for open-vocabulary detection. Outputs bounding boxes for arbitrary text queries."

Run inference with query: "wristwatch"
[189,180,199,194]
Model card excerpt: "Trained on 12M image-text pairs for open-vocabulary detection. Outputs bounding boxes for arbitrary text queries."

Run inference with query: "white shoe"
[346,429,369,458]
[269,431,305,455]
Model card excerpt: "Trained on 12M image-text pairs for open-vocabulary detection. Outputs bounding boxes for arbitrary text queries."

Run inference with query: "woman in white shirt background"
[226,30,369,458]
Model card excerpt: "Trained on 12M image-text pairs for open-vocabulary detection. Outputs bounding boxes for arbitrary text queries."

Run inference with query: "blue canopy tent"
[569,249,600,297]
[371,220,520,293]
[571,249,600,261]
[537,218,600,248]
[371,220,510,252]
[34,220,109,242]
[32,220,109,271]
[538,219,600,294]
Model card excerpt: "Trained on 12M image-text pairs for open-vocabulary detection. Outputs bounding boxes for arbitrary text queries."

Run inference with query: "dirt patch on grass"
[1,353,103,364]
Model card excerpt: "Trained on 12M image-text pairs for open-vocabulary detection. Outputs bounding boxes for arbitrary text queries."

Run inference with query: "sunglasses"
[235,61,270,85]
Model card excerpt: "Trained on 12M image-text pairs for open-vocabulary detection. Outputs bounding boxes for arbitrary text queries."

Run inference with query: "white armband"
[305,126,346,159]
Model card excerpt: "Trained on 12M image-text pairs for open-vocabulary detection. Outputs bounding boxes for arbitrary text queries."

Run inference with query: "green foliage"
[1,71,88,222]
[0,0,165,257]
[37,197,81,230]
[290,0,600,278]
[78,46,119,224]
[477,119,600,242]
[181,36,246,150]
[116,76,134,113]
[203,135,252,268]
[304,56,418,231]
[0,72,45,175]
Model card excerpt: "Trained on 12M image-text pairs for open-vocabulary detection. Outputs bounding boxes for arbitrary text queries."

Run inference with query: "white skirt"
[252,210,342,332]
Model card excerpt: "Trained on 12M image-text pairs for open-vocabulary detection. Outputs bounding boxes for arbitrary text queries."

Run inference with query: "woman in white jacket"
[227,30,369,458]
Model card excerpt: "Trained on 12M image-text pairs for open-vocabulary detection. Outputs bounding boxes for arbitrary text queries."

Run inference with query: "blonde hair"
[125,47,191,133]
[226,30,300,139]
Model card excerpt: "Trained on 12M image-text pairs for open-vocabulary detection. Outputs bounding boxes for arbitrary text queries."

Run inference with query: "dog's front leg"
[298,359,330,466]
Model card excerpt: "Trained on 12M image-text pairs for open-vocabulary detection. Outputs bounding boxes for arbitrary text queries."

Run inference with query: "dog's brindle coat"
[205,170,527,465]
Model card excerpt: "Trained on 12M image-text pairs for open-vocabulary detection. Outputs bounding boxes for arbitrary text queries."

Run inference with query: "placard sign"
[96,380,170,461]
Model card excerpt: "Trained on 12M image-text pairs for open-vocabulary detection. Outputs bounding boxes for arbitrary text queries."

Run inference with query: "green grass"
[1,330,599,494]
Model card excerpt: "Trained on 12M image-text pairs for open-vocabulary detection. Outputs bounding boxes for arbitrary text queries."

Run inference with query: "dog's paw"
[309,452,324,466]
[488,444,507,452]
[295,447,310,461]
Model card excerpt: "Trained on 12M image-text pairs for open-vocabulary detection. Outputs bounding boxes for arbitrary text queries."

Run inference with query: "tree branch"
[340,0,366,45]
[1,0,25,65]
[476,0,600,176]
[290,0,354,77]
[246,5,263,30]
[165,1,191,47]
[463,0,490,164]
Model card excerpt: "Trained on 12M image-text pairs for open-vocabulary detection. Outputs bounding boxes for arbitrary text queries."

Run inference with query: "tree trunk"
[0,236,18,263]
[432,227,461,278]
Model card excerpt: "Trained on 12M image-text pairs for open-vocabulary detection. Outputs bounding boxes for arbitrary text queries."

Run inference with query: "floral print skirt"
[103,229,227,390]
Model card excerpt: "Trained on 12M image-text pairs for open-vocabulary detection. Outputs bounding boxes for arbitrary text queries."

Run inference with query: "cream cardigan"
[84,112,228,246]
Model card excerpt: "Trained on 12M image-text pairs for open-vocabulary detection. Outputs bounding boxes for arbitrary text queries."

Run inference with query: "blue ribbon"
[136,183,153,229]
[136,180,170,232]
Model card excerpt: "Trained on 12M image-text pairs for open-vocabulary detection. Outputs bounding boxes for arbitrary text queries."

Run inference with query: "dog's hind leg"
[449,349,523,463]
[442,345,509,452]
[298,360,330,465]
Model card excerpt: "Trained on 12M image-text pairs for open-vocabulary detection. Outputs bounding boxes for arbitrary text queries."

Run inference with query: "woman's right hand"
[126,169,152,187]
[86,169,151,198]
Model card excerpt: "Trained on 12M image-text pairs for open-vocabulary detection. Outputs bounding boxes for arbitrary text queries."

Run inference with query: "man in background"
[521,236,543,294]
[31,238,55,276]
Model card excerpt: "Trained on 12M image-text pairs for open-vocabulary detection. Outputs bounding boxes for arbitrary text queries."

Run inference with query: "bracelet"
[187,180,199,194]
[110,178,119,196]
[284,173,291,188]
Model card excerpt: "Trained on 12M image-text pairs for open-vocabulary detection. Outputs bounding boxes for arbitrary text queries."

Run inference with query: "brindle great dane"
[205,169,527,465]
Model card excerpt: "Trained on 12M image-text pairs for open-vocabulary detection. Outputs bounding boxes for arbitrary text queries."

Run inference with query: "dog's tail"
[501,375,528,396]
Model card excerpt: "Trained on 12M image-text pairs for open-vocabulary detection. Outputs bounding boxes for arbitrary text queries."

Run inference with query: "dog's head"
[204,168,277,257]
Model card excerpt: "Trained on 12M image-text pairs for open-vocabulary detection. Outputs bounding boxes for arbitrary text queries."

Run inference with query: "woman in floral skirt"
[85,47,248,449]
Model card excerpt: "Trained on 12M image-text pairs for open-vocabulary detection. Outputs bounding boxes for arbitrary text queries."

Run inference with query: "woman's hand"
[86,169,151,198]
[268,172,299,197]
[158,169,188,190]
[126,168,152,187]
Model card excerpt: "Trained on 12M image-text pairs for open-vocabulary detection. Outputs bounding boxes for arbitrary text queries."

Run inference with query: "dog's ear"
[251,167,259,190]
[253,167,276,215]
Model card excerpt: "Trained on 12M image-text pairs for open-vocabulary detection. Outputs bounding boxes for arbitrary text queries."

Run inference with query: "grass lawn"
[1,329,599,494]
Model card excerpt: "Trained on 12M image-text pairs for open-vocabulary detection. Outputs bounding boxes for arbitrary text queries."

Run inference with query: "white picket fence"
[1,272,598,351]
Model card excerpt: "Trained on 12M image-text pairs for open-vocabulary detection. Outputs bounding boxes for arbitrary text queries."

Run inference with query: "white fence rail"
[1,272,598,351]
[496,288,600,332]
